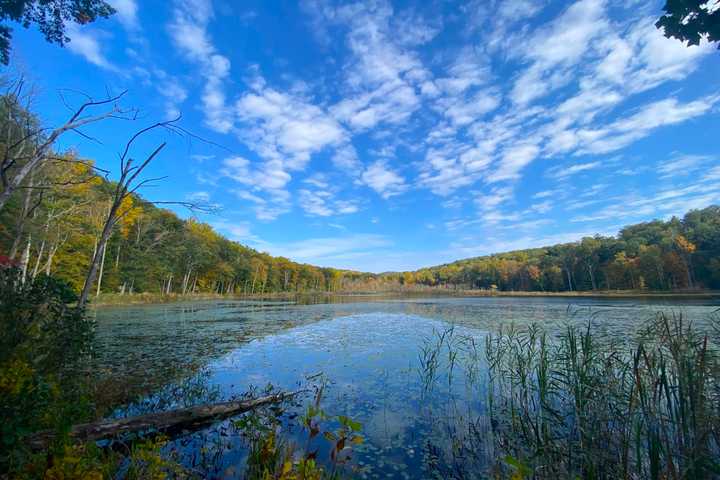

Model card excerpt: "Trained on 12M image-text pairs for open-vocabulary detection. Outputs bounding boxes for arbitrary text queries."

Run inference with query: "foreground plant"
[235,385,364,480]
[483,313,720,479]
[0,266,94,474]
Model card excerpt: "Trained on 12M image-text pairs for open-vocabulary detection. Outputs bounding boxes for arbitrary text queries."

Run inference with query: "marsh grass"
[420,312,720,479]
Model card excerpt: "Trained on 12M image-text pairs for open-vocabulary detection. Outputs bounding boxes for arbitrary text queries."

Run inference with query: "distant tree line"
[384,207,720,292]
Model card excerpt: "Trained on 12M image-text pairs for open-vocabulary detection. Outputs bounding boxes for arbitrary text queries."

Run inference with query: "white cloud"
[439,90,500,126]
[488,143,540,182]
[223,158,292,220]
[511,0,607,105]
[448,229,615,259]
[66,24,115,70]
[418,144,492,196]
[168,0,233,132]
[547,160,601,180]
[310,1,428,131]
[571,183,720,222]
[261,234,393,269]
[211,220,265,245]
[108,0,139,30]
[435,48,490,95]
[298,188,360,217]
[531,200,553,213]
[624,18,713,93]
[576,95,719,154]
[332,144,361,171]
[360,161,407,198]
[657,153,714,178]
[705,166,720,182]
[157,77,188,119]
[475,186,514,211]
[187,191,210,202]
[237,84,347,170]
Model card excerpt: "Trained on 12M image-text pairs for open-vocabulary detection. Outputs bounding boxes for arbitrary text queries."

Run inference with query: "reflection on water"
[92,296,720,478]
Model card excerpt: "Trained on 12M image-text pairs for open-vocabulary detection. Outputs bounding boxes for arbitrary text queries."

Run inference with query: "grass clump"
[484,313,720,479]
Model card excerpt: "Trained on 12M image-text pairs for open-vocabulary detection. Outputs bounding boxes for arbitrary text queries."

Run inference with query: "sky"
[9,0,720,272]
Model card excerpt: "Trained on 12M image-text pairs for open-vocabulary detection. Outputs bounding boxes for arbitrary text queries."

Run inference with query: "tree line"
[0,154,372,298]
[385,206,720,292]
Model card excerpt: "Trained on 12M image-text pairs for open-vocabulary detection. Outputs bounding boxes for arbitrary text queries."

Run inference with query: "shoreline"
[90,289,720,308]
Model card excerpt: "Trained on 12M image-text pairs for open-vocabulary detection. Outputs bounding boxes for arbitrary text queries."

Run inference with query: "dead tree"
[78,121,171,308]
[77,117,213,307]
[27,390,303,451]
[0,84,128,211]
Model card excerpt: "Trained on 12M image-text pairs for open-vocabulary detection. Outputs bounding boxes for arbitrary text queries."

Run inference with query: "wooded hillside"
[384,206,720,292]
[0,165,375,296]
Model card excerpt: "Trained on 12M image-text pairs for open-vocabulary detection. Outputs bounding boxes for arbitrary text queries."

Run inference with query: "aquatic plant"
[235,384,364,480]
[443,313,719,479]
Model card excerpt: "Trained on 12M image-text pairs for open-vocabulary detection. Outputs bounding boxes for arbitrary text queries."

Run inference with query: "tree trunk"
[20,235,31,283]
[587,264,597,290]
[79,201,122,308]
[96,242,107,297]
[9,170,35,259]
[182,267,192,295]
[26,390,303,452]
[44,246,55,275]
[31,239,45,280]
[251,265,259,295]
[564,267,573,292]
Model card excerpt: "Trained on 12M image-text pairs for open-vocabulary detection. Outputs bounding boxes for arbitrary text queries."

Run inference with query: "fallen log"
[28,389,304,451]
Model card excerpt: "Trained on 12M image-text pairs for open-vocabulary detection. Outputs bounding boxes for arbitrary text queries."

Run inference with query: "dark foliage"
[0,0,115,64]
[0,267,94,473]
[657,0,720,48]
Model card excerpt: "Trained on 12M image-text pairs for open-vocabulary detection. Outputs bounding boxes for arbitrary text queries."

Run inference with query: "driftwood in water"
[28,390,303,451]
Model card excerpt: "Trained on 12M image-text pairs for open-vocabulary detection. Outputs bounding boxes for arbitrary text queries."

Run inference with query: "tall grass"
[483,313,720,479]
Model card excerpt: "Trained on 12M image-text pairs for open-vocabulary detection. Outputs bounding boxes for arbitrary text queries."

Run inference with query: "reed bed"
[420,313,720,479]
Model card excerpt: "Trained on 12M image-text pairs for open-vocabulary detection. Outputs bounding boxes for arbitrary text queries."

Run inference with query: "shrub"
[0,267,95,474]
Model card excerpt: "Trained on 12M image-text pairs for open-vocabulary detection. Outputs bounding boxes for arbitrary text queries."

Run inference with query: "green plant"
[235,385,364,480]
[483,313,720,479]
[0,267,97,474]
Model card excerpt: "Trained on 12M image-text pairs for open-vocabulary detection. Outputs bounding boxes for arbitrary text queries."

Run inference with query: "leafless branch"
[151,200,220,214]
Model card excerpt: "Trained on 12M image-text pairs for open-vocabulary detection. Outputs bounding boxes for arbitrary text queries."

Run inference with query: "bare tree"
[0,82,127,211]
[78,118,214,307]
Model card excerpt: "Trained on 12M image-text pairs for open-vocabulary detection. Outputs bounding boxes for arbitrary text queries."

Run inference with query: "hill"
[379,206,720,293]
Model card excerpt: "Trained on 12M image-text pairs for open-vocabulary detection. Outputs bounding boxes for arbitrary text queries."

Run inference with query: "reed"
[482,312,720,479]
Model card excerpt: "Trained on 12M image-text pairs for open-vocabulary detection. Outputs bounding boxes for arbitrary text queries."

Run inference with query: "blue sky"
[10,0,720,272]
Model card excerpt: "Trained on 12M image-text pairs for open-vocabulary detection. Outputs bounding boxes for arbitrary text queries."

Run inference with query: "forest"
[0,161,371,298]
[389,205,720,292]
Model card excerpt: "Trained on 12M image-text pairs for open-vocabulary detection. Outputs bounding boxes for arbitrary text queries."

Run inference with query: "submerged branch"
[27,389,306,451]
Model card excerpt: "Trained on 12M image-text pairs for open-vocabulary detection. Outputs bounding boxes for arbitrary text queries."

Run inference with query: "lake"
[91,295,720,478]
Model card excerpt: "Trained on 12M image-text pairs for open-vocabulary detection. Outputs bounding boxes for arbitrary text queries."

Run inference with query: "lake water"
[92,295,720,478]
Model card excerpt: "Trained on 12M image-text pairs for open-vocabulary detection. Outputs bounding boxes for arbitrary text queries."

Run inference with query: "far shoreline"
[89,288,720,308]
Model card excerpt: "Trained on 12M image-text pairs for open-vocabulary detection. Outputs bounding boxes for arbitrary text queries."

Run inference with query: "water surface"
[92,296,720,478]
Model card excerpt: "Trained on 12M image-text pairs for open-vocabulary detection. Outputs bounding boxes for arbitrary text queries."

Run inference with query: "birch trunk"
[20,235,31,284]
[96,242,107,297]
[31,239,45,280]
